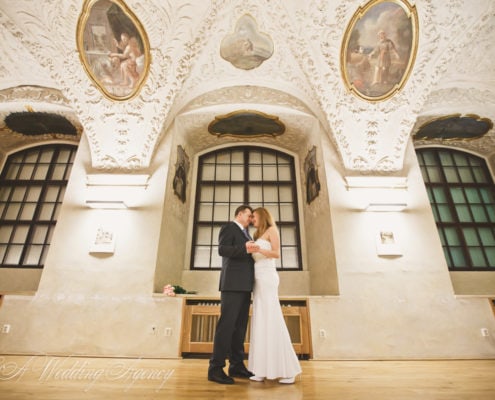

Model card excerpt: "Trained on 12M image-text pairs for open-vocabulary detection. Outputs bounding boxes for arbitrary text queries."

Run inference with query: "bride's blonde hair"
[253,207,276,240]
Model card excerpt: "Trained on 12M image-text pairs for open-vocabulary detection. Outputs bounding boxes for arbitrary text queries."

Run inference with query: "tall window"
[0,144,77,268]
[191,146,302,270]
[417,148,495,270]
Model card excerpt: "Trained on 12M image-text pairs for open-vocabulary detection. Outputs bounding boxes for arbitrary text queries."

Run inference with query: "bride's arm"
[259,226,280,259]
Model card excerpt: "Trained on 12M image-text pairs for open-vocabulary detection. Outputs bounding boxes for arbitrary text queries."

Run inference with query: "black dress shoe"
[228,365,254,378]
[208,368,235,385]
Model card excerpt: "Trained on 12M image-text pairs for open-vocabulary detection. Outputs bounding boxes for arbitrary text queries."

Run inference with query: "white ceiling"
[0,0,494,173]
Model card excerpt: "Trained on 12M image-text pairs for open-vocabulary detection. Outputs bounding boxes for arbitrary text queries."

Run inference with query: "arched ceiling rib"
[0,0,493,172]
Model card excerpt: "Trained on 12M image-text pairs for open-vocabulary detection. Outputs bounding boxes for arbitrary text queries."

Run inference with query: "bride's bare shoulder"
[263,226,279,241]
[268,225,279,235]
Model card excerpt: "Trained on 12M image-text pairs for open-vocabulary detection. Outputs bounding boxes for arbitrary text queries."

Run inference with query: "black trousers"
[209,291,251,370]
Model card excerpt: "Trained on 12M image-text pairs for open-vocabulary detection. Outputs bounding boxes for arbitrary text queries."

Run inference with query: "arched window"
[0,144,77,268]
[191,146,302,270]
[417,148,495,270]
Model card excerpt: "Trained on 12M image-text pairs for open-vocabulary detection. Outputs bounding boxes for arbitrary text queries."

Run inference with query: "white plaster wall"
[0,294,183,358]
[451,272,495,295]
[1,131,495,359]
[0,0,494,360]
[308,136,495,359]
[154,120,193,294]
[0,133,185,358]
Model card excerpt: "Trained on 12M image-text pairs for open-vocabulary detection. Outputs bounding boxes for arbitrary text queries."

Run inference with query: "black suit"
[209,221,254,372]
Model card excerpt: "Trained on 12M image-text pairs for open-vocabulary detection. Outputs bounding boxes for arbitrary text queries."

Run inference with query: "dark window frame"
[190,146,302,271]
[417,147,495,271]
[0,144,77,268]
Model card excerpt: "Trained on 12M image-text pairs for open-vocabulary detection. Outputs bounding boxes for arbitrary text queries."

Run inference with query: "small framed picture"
[89,227,115,254]
[376,230,402,256]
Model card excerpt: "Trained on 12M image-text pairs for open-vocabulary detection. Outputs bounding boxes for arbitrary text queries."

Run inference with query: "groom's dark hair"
[234,205,253,216]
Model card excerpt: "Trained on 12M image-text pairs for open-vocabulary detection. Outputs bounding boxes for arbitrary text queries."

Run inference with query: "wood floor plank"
[1,355,495,400]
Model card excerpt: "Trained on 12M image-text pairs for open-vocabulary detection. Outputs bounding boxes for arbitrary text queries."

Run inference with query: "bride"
[247,207,302,384]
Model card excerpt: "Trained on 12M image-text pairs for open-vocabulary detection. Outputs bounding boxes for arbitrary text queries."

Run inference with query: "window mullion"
[191,146,301,271]
[418,148,495,270]
[244,149,249,203]
[1,145,75,269]
[438,150,471,268]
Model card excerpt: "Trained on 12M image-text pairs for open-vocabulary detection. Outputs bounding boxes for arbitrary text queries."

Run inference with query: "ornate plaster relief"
[0,0,494,174]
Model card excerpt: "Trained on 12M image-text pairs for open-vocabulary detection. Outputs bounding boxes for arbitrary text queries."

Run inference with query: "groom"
[208,205,258,384]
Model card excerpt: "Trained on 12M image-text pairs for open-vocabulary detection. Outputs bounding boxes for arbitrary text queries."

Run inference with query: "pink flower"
[163,284,176,297]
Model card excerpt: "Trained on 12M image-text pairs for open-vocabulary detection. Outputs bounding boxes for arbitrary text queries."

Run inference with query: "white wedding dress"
[248,238,302,380]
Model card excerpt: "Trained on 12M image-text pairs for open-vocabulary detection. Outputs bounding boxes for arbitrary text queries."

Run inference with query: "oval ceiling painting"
[77,0,150,101]
[341,0,418,101]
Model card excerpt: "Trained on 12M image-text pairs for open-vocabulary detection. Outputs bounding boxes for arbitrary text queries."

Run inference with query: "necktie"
[243,228,252,241]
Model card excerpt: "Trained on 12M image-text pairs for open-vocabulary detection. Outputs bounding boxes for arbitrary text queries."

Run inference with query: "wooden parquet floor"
[1,355,495,400]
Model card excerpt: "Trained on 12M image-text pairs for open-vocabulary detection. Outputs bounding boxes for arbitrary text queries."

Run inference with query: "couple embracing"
[207,205,302,385]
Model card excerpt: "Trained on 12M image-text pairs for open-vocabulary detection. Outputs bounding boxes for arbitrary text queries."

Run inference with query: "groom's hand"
[246,241,259,253]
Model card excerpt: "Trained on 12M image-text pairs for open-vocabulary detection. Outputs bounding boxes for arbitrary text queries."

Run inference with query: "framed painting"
[304,146,321,204]
[173,145,190,203]
[414,114,493,140]
[220,14,274,70]
[208,110,285,138]
[76,0,150,101]
[341,0,418,101]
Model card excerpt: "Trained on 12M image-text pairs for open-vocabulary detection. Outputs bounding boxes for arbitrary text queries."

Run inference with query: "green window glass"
[416,148,495,270]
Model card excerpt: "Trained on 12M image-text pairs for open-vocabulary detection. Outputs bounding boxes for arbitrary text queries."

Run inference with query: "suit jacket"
[217,221,254,292]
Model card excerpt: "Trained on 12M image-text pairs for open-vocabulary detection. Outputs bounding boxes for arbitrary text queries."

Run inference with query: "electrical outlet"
[164,327,172,336]
[319,329,326,338]
[481,328,489,337]
[2,324,10,334]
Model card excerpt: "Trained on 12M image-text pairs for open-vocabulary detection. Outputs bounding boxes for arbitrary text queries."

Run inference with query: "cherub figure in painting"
[109,32,144,88]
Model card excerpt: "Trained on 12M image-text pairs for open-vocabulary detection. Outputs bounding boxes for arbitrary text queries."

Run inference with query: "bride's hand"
[246,241,259,253]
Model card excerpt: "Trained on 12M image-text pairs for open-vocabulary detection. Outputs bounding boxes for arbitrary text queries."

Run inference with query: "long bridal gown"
[248,238,302,380]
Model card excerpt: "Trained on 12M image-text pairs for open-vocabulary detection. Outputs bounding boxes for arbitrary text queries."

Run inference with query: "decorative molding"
[176,107,316,157]
[422,87,495,111]
[0,86,82,150]
[0,86,71,107]
[1,1,494,174]
[182,85,313,115]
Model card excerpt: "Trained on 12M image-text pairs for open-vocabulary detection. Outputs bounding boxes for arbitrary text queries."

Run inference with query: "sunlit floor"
[1,355,495,400]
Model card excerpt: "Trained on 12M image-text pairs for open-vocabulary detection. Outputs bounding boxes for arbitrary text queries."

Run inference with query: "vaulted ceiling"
[0,0,494,173]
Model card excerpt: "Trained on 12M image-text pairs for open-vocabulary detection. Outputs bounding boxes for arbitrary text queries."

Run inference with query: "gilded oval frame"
[341,0,418,102]
[76,0,150,101]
